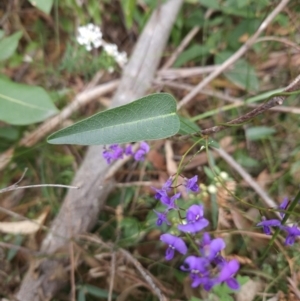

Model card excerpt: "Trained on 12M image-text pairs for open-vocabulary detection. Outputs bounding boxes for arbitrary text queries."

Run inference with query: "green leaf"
[0,31,22,61]
[178,116,200,135]
[77,288,86,301]
[213,283,235,299]
[86,0,101,24]
[84,285,111,298]
[7,235,24,261]
[0,30,4,39]
[246,126,276,141]
[215,51,259,92]
[174,44,209,67]
[188,297,203,301]
[28,0,54,14]
[120,217,141,243]
[0,78,59,125]
[0,126,19,141]
[48,93,180,145]
[121,0,136,29]
[236,152,259,168]
[199,0,221,9]
[237,275,249,286]
[291,161,300,177]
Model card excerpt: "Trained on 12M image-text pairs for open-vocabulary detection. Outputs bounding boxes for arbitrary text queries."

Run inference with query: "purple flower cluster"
[180,233,239,290]
[153,176,240,291]
[256,197,300,246]
[102,141,150,164]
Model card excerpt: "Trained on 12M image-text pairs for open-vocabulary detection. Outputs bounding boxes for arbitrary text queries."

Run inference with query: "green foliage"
[28,0,54,14]
[0,78,59,125]
[120,217,141,246]
[199,0,269,17]
[85,0,102,24]
[0,126,19,141]
[7,235,24,261]
[212,276,248,301]
[174,44,210,67]
[188,297,202,301]
[215,52,259,92]
[178,116,201,135]
[77,285,115,300]
[60,42,116,78]
[0,31,22,61]
[235,152,260,168]
[47,93,180,145]
[246,126,276,141]
[121,0,137,29]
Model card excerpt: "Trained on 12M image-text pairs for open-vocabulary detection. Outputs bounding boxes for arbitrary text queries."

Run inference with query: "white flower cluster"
[76,23,128,67]
[77,23,102,51]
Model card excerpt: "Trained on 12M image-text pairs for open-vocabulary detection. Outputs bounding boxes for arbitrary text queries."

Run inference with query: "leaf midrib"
[52,112,178,138]
[0,93,50,111]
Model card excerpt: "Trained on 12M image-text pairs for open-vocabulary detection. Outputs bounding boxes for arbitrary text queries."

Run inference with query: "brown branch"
[200,73,300,135]
[155,79,300,115]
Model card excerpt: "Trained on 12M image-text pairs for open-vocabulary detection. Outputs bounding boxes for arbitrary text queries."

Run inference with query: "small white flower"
[115,51,128,66]
[23,54,33,63]
[103,43,118,56]
[76,23,103,51]
[103,42,128,67]
[107,66,114,73]
[220,171,229,180]
[207,185,217,194]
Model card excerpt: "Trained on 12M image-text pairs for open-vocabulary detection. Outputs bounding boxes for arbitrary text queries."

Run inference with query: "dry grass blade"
[119,248,168,301]
[213,147,279,215]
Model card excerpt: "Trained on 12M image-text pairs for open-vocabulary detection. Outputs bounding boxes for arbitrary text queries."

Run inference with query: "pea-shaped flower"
[134,141,150,161]
[217,259,240,290]
[256,217,281,235]
[200,233,226,262]
[160,233,187,260]
[180,256,213,289]
[153,210,170,226]
[178,204,209,233]
[283,225,300,245]
[184,175,200,193]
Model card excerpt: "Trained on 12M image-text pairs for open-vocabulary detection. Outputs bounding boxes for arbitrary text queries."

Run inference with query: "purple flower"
[184,175,200,193]
[134,141,150,161]
[153,210,170,226]
[178,204,209,233]
[180,256,213,289]
[213,255,226,267]
[152,178,172,200]
[124,144,134,156]
[256,217,281,235]
[200,233,226,262]
[279,197,289,218]
[102,144,124,164]
[181,256,209,273]
[160,234,187,260]
[161,192,181,210]
[283,225,300,246]
[217,259,240,290]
